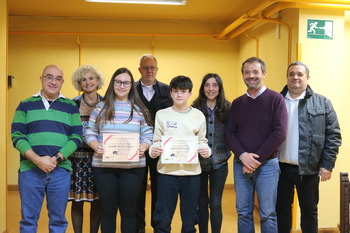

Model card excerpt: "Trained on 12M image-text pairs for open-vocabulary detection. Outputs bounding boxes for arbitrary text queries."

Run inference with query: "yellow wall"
[236,9,299,103]
[7,16,239,186]
[0,0,7,231]
[298,8,348,229]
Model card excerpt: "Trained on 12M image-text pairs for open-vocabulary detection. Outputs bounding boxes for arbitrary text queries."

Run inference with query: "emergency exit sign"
[307,19,333,40]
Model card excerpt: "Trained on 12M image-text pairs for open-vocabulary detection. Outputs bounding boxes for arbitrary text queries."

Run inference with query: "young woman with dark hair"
[192,73,231,233]
[84,67,153,233]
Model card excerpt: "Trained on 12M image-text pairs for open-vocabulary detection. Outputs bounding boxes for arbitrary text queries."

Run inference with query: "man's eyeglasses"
[114,80,132,88]
[141,66,157,71]
[42,75,64,83]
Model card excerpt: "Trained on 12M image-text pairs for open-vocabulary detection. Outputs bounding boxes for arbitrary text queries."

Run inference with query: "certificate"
[161,136,198,164]
[102,133,139,162]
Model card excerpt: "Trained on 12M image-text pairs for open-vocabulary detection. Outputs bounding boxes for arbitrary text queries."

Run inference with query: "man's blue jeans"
[234,158,280,233]
[18,166,71,233]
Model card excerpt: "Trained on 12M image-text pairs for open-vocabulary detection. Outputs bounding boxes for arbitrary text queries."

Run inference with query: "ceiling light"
[85,0,187,5]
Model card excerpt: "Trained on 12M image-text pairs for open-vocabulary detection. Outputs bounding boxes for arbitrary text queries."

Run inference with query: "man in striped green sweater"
[11,65,83,233]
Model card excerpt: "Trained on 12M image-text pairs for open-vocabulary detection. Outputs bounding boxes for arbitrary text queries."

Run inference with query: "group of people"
[11,55,341,233]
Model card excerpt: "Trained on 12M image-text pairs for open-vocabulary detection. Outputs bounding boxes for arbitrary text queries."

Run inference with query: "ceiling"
[8,0,261,23]
[9,0,350,40]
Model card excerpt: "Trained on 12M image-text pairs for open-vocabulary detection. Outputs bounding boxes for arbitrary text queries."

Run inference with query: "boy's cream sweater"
[149,106,211,176]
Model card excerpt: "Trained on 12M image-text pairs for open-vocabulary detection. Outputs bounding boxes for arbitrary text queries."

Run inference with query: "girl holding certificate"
[69,65,104,233]
[192,73,231,233]
[84,67,153,233]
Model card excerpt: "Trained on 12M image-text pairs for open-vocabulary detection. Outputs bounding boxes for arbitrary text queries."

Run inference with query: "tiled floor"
[7,187,261,232]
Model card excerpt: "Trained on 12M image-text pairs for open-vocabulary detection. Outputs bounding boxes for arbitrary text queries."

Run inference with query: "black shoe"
[136,228,145,233]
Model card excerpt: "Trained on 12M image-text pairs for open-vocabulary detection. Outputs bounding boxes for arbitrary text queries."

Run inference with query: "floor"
[7,187,261,232]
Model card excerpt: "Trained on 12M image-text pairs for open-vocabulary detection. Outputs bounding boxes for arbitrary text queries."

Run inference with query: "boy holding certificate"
[149,75,211,233]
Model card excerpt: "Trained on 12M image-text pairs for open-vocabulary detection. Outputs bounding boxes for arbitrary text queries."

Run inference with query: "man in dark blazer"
[135,54,172,233]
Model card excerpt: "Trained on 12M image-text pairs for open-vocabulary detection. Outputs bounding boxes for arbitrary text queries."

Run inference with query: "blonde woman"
[69,65,105,233]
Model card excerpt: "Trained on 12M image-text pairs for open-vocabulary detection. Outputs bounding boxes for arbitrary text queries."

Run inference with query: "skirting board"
[8,184,236,191]
[292,228,338,233]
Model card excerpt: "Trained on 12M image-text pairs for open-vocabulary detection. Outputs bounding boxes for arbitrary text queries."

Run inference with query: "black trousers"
[276,163,319,233]
[135,152,159,231]
[93,167,145,233]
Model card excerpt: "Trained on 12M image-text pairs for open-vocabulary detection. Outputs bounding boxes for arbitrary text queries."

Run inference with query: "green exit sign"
[307,19,333,40]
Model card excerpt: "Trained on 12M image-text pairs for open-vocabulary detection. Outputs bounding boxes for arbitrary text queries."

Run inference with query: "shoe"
[136,228,145,233]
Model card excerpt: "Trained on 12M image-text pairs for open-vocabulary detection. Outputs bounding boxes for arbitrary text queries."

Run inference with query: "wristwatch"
[55,154,62,163]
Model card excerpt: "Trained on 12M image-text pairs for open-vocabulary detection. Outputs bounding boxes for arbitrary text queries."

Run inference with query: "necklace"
[82,93,100,107]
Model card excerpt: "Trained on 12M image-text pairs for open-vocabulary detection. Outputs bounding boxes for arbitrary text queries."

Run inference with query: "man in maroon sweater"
[226,57,288,233]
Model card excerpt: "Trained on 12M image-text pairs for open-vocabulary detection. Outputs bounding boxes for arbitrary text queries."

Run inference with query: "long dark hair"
[192,73,230,123]
[95,67,152,126]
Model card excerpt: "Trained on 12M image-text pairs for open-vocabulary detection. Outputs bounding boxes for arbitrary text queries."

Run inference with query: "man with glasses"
[135,54,173,233]
[11,65,83,232]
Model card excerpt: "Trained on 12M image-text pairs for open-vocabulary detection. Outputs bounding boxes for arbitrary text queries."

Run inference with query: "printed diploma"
[102,133,139,162]
[161,136,198,164]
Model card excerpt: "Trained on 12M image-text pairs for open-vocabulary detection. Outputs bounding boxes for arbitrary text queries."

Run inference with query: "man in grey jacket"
[276,61,342,233]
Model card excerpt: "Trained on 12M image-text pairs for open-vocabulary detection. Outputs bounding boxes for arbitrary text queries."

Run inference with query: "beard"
[245,78,262,90]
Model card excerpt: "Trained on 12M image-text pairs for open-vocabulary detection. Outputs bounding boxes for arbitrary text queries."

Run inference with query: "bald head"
[40,65,64,101]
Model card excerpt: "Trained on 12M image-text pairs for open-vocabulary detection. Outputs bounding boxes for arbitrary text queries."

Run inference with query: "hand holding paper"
[151,146,163,158]
[138,142,149,157]
[198,147,210,158]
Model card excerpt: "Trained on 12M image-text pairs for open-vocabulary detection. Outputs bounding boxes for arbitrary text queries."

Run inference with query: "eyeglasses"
[141,66,157,71]
[114,80,132,88]
[42,75,64,83]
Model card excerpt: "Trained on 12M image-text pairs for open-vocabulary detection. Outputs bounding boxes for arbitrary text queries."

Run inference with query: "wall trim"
[292,228,338,233]
[7,185,17,191]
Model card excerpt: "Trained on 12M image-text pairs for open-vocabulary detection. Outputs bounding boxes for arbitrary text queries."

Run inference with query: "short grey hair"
[139,54,157,66]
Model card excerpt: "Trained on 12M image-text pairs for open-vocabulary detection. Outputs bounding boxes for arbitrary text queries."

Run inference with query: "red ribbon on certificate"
[187,153,197,162]
[163,137,173,147]
[128,151,139,160]
[104,134,113,144]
